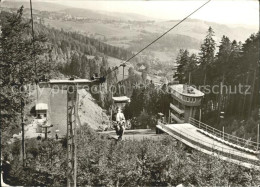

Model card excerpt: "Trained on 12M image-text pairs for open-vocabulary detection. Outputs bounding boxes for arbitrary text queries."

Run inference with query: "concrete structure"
[169,84,204,123]
[156,119,260,169]
[39,78,98,187]
[36,103,48,119]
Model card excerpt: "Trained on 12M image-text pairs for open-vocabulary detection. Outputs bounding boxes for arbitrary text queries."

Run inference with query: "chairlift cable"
[30,0,38,101]
[104,0,211,77]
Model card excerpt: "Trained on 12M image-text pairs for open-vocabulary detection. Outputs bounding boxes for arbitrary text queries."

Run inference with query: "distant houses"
[138,64,146,71]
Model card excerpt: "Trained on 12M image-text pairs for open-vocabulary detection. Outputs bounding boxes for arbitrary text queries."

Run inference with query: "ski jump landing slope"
[156,123,260,170]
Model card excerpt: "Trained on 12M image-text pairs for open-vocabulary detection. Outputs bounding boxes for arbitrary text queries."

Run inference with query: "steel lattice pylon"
[39,79,100,187]
[67,85,78,187]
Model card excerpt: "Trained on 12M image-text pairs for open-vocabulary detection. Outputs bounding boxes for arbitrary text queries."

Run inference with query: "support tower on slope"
[169,84,204,123]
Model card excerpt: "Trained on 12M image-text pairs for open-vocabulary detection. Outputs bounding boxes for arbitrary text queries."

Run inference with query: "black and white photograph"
[0,0,259,186]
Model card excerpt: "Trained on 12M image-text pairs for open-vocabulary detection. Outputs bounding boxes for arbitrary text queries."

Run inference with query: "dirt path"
[100,129,168,141]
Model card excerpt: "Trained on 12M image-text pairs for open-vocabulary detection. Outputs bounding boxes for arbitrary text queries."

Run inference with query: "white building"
[169,84,204,123]
[36,103,48,119]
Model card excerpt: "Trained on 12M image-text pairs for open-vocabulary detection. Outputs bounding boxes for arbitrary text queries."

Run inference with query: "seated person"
[115,107,126,140]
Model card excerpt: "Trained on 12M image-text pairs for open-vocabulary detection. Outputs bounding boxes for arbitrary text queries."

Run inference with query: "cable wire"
[105,0,211,77]
[30,0,39,101]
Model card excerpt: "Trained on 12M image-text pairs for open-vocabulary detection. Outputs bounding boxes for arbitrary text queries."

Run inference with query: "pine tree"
[69,53,81,76]
[141,70,148,82]
[186,53,198,83]
[0,7,49,127]
[80,55,89,78]
[199,27,216,67]
[128,67,135,78]
[100,57,108,77]
[174,49,190,84]
[217,35,232,59]
[211,35,232,83]
[0,7,50,166]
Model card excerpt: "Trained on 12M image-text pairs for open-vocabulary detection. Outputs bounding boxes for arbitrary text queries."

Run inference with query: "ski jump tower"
[169,84,204,123]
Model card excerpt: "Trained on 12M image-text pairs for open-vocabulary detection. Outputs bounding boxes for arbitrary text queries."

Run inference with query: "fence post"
[199,109,201,129]
[223,126,224,140]
[257,124,259,151]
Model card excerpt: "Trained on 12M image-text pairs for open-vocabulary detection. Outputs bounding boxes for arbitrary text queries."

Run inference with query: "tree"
[69,53,81,76]
[199,27,216,67]
[141,70,148,82]
[80,55,89,78]
[217,36,232,59]
[0,7,49,128]
[128,67,135,78]
[100,57,108,77]
[198,27,216,86]
[174,49,190,84]
[0,7,50,167]
[185,53,198,84]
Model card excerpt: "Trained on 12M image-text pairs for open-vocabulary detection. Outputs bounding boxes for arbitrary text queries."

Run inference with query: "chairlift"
[110,63,130,114]
[111,96,130,115]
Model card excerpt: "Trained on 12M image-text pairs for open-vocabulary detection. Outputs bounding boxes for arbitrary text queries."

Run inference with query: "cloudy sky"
[4,0,259,27]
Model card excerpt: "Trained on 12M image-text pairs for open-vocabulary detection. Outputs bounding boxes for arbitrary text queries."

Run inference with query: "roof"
[169,84,204,97]
[36,103,48,110]
[139,65,146,70]
[112,96,130,103]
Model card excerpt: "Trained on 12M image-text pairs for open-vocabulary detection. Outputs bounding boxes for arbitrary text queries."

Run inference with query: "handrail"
[171,91,200,105]
[157,123,260,167]
[190,118,258,145]
[189,117,259,151]
[160,122,253,155]
[190,118,258,149]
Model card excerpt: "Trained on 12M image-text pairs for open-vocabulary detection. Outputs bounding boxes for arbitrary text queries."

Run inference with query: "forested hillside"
[1,6,258,139]
[129,32,201,52]
[173,27,259,141]
[1,5,260,187]
[0,7,135,139]
[33,22,133,79]
[113,26,260,142]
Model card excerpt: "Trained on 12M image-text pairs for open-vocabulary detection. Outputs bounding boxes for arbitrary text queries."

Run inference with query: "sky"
[3,0,259,27]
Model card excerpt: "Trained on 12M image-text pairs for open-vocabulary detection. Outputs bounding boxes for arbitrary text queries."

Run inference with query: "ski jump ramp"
[156,119,260,170]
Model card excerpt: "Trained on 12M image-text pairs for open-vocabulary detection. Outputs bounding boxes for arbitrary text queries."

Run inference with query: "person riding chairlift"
[115,107,125,141]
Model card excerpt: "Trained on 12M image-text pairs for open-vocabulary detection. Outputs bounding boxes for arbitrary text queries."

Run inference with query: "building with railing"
[169,84,204,123]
